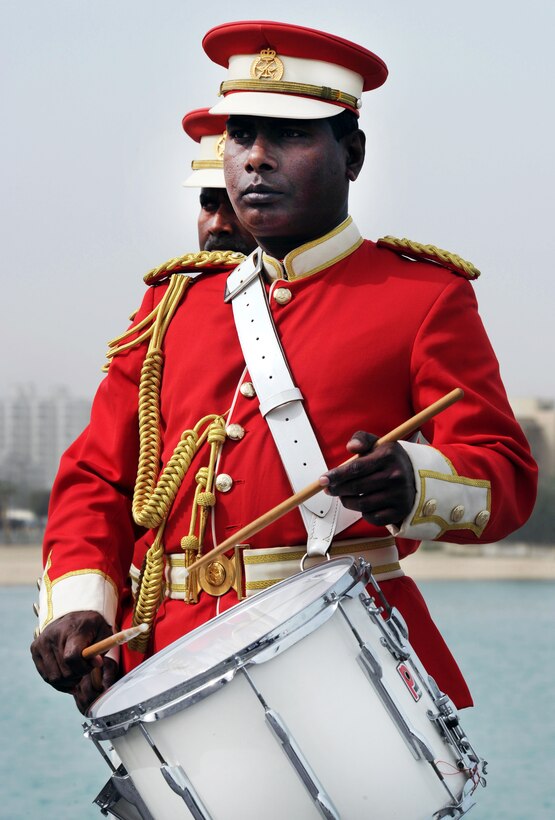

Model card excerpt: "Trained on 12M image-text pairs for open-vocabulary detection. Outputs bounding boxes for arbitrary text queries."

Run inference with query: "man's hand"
[71,657,119,714]
[320,431,416,527]
[30,610,115,695]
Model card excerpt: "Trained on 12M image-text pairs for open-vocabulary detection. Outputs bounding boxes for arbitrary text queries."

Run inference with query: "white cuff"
[388,441,491,541]
[38,563,119,634]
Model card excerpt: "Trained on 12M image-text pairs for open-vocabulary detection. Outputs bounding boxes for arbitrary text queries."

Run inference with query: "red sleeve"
[38,286,158,630]
[407,276,537,543]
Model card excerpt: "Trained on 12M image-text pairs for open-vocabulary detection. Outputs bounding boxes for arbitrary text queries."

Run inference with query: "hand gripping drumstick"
[183,388,464,580]
[82,623,149,660]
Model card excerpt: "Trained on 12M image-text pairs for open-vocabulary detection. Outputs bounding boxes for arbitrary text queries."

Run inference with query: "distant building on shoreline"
[510,397,555,480]
[0,385,91,490]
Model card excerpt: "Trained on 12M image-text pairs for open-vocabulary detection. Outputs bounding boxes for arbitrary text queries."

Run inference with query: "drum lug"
[160,764,214,820]
[263,709,340,820]
[138,722,214,820]
[241,668,341,820]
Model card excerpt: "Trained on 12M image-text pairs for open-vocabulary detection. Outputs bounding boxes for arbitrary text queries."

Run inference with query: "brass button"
[474,510,490,528]
[36,577,42,590]
[226,423,245,441]
[422,499,437,516]
[32,602,40,617]
[240,381,256,398]
[33,628,39,640]
[274,287,292,305]
[215,473,233,492]
[450,505,465,523]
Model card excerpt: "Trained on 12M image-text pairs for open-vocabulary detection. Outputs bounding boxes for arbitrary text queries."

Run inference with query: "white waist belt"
[242,538,402,595]
[129,538,403,601]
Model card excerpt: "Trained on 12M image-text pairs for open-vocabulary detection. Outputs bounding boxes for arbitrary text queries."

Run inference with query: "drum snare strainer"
[85,557,486,820]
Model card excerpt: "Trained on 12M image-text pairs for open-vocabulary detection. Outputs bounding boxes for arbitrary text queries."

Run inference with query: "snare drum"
[86,558,486,820]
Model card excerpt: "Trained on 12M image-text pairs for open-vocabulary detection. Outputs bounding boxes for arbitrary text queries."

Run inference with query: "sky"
[2,0,554,402]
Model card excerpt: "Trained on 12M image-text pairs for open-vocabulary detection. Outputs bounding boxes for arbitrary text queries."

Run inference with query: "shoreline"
[2,543,555,586]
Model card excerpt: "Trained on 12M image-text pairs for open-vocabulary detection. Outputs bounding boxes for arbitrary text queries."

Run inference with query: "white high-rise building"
[0,385,92,489]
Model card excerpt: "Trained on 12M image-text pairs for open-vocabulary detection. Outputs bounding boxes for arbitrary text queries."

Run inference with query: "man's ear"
[344,129,366,182]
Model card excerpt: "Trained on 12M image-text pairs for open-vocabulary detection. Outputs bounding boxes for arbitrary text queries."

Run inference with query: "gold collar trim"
[262,217,363,282]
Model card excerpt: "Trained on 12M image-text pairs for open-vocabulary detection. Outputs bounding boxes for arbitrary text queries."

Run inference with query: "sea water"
[1,581,553,819]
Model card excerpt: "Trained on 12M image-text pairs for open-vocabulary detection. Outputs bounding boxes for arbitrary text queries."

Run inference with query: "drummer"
[182,106,256,255]
[30,105,256,711]
[30,21,537,715]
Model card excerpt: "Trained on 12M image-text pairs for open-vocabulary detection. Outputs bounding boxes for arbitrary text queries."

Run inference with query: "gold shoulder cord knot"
[377,236,480,280]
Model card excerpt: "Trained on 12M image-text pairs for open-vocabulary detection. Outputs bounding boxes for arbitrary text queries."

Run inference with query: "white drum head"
[90,557,356,720]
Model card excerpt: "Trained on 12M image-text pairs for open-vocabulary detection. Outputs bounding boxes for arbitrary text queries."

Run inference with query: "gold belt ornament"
[164,544,247,603]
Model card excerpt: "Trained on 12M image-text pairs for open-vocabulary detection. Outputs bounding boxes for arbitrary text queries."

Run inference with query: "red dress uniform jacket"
[37,219,537,708]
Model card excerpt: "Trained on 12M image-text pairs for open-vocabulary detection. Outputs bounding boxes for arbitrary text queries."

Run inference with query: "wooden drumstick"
[82,623,149,659]
[183,387,464,579]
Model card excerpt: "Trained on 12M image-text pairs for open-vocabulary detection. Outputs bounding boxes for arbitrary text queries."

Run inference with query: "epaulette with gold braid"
[144,250,246,286]
[377,236,480,280]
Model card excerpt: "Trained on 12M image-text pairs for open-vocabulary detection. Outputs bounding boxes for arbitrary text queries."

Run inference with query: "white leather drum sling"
[225,251,361,557]
[85,558,486,820]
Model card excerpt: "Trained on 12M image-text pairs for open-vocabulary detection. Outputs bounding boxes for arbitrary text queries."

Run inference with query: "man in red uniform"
[31,21,537,715]
[182,107,256,255]
[31,106,257,710]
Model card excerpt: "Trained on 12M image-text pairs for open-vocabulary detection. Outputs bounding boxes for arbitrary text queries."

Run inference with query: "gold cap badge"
[216,130,226,159]
[250,48,284,81]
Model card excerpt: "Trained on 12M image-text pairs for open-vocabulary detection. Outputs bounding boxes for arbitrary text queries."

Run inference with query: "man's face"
[224,115,364,257]
[197,188,256,255]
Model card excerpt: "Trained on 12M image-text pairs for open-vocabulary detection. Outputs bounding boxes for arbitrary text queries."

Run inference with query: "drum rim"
[88,557,367,738]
